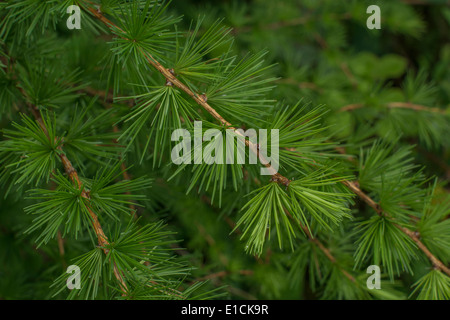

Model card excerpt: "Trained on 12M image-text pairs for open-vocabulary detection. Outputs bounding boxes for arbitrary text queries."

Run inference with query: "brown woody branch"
[387,102,446,114]
[322,140,450,276]
[343,180,450,277]
[232,16,310,35]
[15,84,129,294]
[283,208,356,282]
[339,102,446,114]
[80,86,135,107]
[84,3,291,187]
[58,139,130,294]
[301,224,356,282]
[193,270,254,283]
[82,1,449,279]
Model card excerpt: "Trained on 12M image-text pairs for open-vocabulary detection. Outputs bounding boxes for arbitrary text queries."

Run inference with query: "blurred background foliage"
[0,0,449,299]
[165,0,450,299]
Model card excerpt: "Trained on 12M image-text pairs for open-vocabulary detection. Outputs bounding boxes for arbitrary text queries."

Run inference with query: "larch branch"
[83,3,291,186]
[339,102,446,114]
[82,1,449,279]
[283,208,356,282]
[343,180,450,277]
[14,87,129,294]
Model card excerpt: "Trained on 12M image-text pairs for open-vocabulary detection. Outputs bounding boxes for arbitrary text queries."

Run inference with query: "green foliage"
[411,270,450,300]
[235,182,294,256]
[288,168,352,231]
[418,193,450,265]
[354,215,418,280]
[25,172,95,246]
[52,247,105,300]
[1,113,60,186]
[120,85,197,165]
[174,17,232,84]
[205,50,276,125]
[0,0,449,301]
[17,61,83,109]
[109,1,180,65]
[270,102,336,173]
[168,122,246,206]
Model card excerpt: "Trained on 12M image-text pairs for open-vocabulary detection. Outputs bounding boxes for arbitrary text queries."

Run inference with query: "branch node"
[199,93,208,102]
[270,173,291,188]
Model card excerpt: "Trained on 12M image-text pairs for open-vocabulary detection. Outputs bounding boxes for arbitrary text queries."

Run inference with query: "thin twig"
[301,224,356,282]
[59,144,130,294]
[343,180,450,277]
[283,208,356,282]
[387,102,446,114]
[340,63,358,89]
[82,1,450,279]
[312,141,449,276]
[83,3,291,187]
[339,102,446,114]
[15,82,129,294]
[80,86,135,107]
[232,16,310,35]
[193,270,253,283]
[275,78,323,93]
